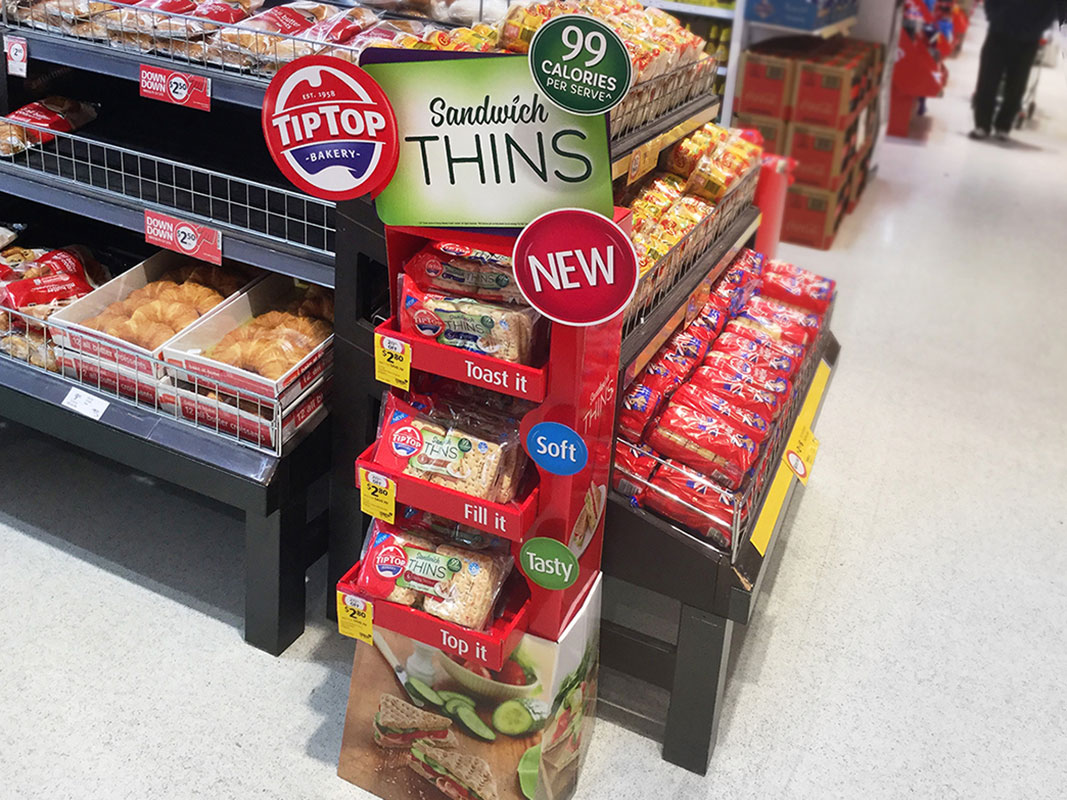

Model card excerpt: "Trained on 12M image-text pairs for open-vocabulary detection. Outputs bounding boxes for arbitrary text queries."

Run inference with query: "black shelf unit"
[0,357,331,655]
[600,324,841,774]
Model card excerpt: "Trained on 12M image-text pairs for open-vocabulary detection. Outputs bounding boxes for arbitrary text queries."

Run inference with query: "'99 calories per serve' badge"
[261,55,399,202]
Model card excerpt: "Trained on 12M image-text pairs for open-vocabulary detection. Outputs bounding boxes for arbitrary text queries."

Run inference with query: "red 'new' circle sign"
[513,208,638,327]
[262,55,399,202]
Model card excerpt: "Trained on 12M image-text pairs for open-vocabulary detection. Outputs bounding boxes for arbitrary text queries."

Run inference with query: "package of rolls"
[51,249,260,378]
[162,271,334,404]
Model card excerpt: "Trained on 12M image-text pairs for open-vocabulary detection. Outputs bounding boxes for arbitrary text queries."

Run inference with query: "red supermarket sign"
[261,55,399,202]
[144,210,222,265]
[512,208,638,326]
[140,65,211,111]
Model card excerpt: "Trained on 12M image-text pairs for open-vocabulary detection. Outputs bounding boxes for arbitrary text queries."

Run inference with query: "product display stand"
[0,28,355,654]
[598,206,840,774]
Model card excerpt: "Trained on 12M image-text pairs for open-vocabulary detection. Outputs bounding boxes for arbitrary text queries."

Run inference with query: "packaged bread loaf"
[0,97,97,157]
[420,544,512,629]
[404,241,523,304]
[645,403,757,490]
[355,520,440,607]
[374,394,517,502]
[215,0,340,58]
[398,274,540,364]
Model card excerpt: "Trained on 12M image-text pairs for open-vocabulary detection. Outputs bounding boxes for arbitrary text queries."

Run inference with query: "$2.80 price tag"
[359,467,396,524]
[374,333,411,390]
[144,210,222,265]
[336,593,373,644]
[784,425,820,484]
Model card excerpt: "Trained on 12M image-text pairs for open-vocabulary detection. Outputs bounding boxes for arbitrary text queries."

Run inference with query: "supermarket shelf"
[619,205,760,384]
[611,96,721,181]
[644,1,735,20]
[748,15,858,39]
[0,168,336,286]
[7,28,269,108]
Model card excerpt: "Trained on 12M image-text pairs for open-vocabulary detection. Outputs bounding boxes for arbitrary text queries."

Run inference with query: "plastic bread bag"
[355,519,441,607]
[404,241,524,305]
[612,439,658,500]
[0,224,25,251]
[398,274,542,365]
[669,383,770,444]
[722,320,806,360]
[250,5,380,63]
[688,367,781,420]
[374,393,518,503]
[397,507,512,552]
[641,457,735,550]
[32,0,136,23]
[421,544,513,630]
[163,36,257,67]
[645,402,756,490]
[214,1,340,58]
[713,330,798,376]
[703,349,792,385]
[498,1,580,55]
[0,97,97,157]
[617,383,663,443]
[758,269,834,315]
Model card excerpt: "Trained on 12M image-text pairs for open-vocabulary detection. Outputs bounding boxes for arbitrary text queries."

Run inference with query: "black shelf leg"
[244,494,308,655]
[662,605,734,775]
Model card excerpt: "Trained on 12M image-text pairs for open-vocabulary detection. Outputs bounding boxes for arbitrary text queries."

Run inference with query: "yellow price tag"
[375,333,411,391]
[359,467,396,523]
[336,592,373,644]
[783,425,820,485]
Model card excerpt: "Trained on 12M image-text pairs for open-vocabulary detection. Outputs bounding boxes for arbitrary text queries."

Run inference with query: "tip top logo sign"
[262,55,399,202]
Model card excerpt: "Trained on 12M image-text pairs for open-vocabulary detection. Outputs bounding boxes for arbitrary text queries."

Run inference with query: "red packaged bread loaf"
[617,383,664,443]
[645,404,756,490]
[704,349,791,380]
[759,269,835,314]
[642,458,736,549]
[670,383,770,443]
[713,331,799,376]
[695,361,791,396]
[689,367,781,419]
[723,319,806,359]
[613,440,659,499]
[637,360,682,396]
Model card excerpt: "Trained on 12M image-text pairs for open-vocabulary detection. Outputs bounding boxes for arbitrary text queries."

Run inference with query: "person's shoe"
[969,127,990,140]
[993,129,1011,141]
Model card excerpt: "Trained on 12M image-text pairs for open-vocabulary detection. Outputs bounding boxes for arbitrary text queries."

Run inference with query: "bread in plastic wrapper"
[759,268,835,315]
[702,351,793,393]
[642,457,736,550]
[374,393,517,503]
[419,544,513,629]
[723,318,806,359]
[398,274,542,365]
[670,383,770,443]
[0,97,97,157]
[405,241,523,305]
[617,382,663,443]
[645,403,756,490]
[356,520,440,607]
[29,0,136,23]
[164,36,256,67]
[215,0,339,58]
[713,330,799,376]
[612,439,658,499]
[689,366,781,420]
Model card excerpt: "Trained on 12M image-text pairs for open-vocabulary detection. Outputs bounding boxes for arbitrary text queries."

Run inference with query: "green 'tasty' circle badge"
[519,537,580,591]
[529,14,633,116]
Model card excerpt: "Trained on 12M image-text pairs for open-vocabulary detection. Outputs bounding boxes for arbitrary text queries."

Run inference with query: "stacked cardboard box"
[733,35,883,249]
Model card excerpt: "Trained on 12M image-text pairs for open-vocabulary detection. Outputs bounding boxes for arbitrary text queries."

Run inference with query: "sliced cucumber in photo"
[405,677,444,708]
[437,690,477,709]
[492,699,549,736]
[517,744,541,800]
[454,704,496,742]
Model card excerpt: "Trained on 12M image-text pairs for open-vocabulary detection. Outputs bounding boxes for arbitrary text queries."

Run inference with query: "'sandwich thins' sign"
[365,54,614,228]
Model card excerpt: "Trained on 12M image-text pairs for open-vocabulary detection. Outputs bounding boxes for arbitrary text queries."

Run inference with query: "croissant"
[161,264,248,298]
[124,281,186,306]
[210,338,312,380]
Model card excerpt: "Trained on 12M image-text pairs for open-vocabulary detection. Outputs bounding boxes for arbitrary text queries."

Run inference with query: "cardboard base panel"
[338,577,602,800]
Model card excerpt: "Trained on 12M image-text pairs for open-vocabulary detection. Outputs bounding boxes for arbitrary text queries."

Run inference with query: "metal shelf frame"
[601,330,841,774]
[0,355,332,655]
[748,14,858,39]
[645,1,735,21]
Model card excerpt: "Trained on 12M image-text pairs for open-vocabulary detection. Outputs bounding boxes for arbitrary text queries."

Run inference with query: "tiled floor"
[3,14,1066,800]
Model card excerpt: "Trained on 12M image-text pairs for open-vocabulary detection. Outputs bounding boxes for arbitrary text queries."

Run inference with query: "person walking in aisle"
[970,0,1065,140]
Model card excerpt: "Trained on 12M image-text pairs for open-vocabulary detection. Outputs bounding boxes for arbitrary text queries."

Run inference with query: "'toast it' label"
[519,537,579,590]
[513,208,638,326]
[526,421,587,476]
[262,56,399,202]
[140,65,211,111]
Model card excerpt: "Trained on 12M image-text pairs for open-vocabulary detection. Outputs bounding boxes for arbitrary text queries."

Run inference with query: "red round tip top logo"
[513,208,638,327]
[262,55,399,202]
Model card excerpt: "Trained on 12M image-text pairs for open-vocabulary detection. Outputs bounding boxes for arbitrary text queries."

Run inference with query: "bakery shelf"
[0,119,340,285]
[337,562,530,671]
[2,27,270,108]
[374,318,548,404]
[355,445,539,544]
[747,15,858,39]
[611,95,722,182]
[644,1,735,20]
[619,203,761,387]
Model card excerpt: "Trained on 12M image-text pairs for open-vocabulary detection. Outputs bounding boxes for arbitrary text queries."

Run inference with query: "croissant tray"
[59,354,161,406]
[163,273,334,402]
[50,250,257,380]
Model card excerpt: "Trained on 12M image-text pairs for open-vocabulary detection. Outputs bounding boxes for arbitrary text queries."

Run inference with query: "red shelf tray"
[337,562,530,671]
[356,445,539,543]
[377,317,548,403]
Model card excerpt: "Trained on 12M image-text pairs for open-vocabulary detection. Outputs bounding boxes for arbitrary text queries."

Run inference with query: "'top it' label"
[262,55,399,201]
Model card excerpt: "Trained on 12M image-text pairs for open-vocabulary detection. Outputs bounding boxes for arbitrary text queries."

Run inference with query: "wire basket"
[610,57,718,143]
[0,304,329,455]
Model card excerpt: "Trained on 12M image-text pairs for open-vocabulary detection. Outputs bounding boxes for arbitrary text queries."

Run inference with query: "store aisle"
[2,17,1066,800]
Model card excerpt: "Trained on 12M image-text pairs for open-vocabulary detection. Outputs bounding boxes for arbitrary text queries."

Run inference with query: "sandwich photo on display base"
[375,694,459,750]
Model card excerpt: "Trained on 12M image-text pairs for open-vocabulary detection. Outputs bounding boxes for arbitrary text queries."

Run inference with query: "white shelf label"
[62,387,109,421]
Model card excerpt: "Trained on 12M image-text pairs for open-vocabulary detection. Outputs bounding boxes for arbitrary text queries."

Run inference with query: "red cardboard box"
[791,53,866,129]
[734,112,789,155]
[786,117,859,189]
[782,162,854,249]
[736,50,797,119]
